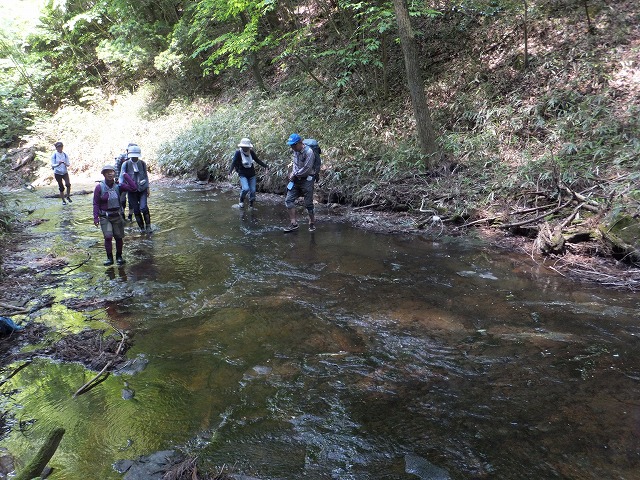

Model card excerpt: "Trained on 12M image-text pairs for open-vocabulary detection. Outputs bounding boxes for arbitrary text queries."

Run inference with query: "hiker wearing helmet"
[93,164,138,265]
[228,137,269,208]
[51,141,72,205]
[119,144,152,233]
[283,133,316,232]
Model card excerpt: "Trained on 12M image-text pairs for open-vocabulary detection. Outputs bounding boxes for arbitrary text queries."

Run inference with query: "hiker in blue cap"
[283,133,316,232]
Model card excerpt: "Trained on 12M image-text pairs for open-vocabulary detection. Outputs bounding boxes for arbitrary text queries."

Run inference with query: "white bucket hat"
[238,137,253,148]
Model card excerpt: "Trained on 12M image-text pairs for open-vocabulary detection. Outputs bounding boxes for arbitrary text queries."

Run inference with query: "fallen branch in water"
[50,253,91,276]
[14,427,65,480]
[73,327,126,398]
[0,361,32,387]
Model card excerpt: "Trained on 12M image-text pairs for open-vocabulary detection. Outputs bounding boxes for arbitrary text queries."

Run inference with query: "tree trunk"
[391,0,440,167]
[391,0,439,164]
[239,12,268,93]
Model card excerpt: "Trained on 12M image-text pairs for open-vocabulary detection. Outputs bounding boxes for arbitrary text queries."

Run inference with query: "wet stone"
[405,454,451,480]
[113,450,179,480]
[114,354,149,376]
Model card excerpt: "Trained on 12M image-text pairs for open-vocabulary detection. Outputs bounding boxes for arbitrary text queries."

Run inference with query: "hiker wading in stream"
[93,165,137,266]
[283,133,316,232]
[228,137,269,208]
[119,144,152,233]
[115,142,137,222]
[51,141,72,205]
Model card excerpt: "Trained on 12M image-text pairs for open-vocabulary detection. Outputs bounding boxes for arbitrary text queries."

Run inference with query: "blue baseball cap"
[287,133,302,145]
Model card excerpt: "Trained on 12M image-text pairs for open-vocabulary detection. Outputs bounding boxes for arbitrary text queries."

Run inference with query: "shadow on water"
[2,183,640,479]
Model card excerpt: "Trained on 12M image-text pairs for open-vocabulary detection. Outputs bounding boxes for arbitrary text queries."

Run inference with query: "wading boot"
[104,254,114,266]
[135,213,145,232]
[143,212,152,233]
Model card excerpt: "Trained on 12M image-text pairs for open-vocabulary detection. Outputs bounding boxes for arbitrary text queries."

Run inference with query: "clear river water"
[1,182,639,479]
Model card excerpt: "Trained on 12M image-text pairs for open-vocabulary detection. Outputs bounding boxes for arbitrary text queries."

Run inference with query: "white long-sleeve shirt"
[51,151,69,175]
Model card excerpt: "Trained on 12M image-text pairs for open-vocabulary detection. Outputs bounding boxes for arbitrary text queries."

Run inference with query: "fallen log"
[41,189,93,199]
[14,427,65,480]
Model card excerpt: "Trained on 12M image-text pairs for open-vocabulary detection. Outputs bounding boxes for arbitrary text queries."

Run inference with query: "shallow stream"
[1,183,639,479]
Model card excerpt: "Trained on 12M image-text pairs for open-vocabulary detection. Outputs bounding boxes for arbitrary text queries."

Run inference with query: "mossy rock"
[599,213,640,262]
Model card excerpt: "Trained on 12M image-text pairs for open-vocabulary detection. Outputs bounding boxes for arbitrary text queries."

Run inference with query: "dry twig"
[73,327,126,398]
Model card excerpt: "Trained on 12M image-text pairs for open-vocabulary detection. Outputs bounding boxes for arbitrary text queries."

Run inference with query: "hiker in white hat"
[228,137,270,208]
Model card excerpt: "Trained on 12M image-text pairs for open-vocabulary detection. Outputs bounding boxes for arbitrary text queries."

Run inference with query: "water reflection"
[1,184,639,479]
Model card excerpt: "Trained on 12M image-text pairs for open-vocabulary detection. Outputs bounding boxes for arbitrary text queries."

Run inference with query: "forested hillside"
[1,0,639,286]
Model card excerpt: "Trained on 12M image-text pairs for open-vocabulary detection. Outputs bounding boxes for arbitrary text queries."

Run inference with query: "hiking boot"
[239,201,244,208]
[62,199,67,205]
[283,223,299,233]
[116,256,125,265]
[127,214,133,222]
[249,200,254,208]
[104,255,114,266]
[309,223,316,232]
[66,195,72,203]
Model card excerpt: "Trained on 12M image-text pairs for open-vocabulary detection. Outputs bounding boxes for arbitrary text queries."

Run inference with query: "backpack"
[115,153,127,176]
[303,138,322,182]
[122,159,149,192]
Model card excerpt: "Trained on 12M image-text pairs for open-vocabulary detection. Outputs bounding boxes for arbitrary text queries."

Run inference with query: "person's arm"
[120,172,137,192]
[228,151,239,175]
[51,153,57,169]
[93,185,102,226]
[252,151,269,169]
[118,160,127,183]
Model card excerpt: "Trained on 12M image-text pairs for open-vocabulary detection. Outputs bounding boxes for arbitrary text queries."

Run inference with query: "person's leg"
[100,217,114,265]
[303,180,316,230]
[125,191,133,221]
[140,191,151,232]
[63,174,71,202]
[239,176,250,206]
[248,176,257,206]
[112,215,126,263]
[130,191,144,231]
[115,238,125,263]
[55,174,66,204]
[120,191,128,218]
[284,183,301,230]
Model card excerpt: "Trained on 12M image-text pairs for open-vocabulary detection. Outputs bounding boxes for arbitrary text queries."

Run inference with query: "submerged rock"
[113,450,180,480]
[121,381,135,400]
[114,354,149,376]
[405,454,451,480]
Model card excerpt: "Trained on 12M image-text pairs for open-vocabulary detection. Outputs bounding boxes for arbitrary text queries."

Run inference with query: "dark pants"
[127,190,149,214]
[54,173,70,192]
[285,178,314,214]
